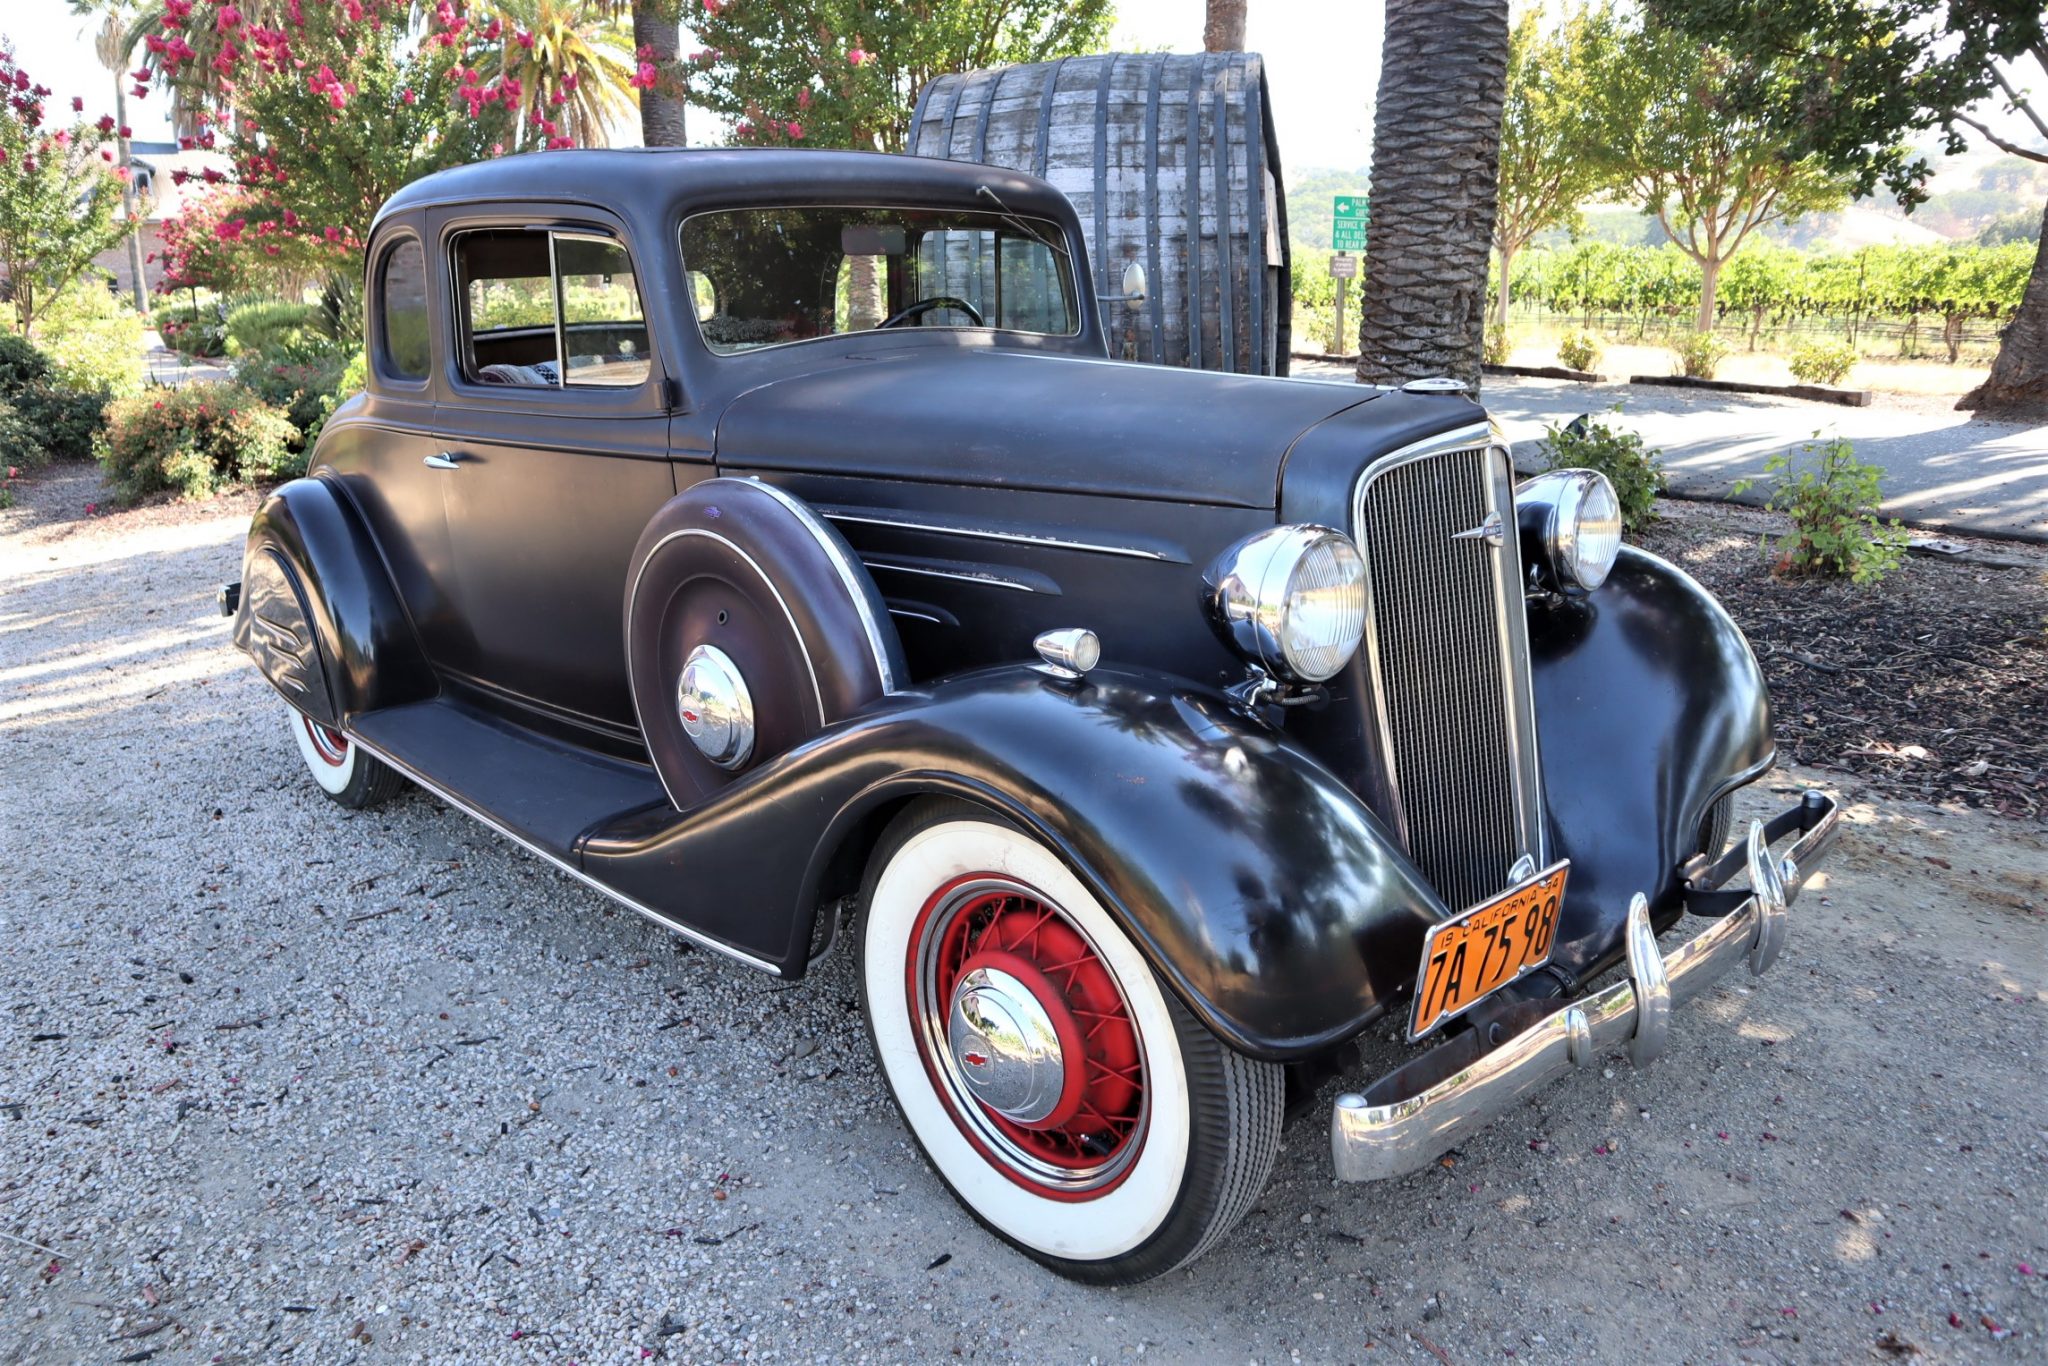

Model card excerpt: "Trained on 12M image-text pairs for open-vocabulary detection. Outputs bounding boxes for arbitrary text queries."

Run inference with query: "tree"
[1601,22,1850,331]
[69,3,152,315]
[1204,1,1246,53]
[0,44,129,334]
[1647,1,2048,411]
[150,0,517,264]
[1491,3,1623,327]
[487,0,638,149]
[628,1,686,145]
[1355,0,1511,388]
[687,0,1112,153]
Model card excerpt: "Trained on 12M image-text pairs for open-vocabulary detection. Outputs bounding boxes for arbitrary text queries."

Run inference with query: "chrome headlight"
[1516,469,1622,592]
[1204,524,1367,683]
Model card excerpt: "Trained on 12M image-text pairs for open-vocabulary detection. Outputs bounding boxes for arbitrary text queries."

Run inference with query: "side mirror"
[1098,262,1148,307]
[1121,261,1148,304]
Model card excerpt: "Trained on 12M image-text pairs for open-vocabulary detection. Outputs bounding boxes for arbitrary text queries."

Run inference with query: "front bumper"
[1331,789,1840,1182]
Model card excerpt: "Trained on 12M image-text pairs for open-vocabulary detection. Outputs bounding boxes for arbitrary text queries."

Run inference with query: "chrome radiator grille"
[1352,438,1544,912]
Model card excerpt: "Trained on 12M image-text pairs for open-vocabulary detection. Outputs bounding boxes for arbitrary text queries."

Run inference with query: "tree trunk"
[1355,0,1510,389]
[114,81,148,316]
[633,2,687,147]
[1493,240,1514,329]
[1695,252,1722,331]
[1960,200,2048,416]
[1204,0,1248,52]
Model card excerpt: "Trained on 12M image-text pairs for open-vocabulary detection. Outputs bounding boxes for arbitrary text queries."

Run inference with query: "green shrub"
[1556,329,1603,373]
[157,298,229,357]
[224,299,330,359]
[1673,331,1729,379]
[1540,406,1666,532]
[302,348,369,450]
[1483,324,1512,367]
[0,333,109,466]
[99,382,301,500]
[1735,435,1907,584]
[232,346,348,442]
[0,401,38,477]
[34,286,145,398]
[1786,338,1858,386]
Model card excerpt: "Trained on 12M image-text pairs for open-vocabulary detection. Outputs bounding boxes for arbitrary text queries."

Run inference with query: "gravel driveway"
[3,467,2044,1364]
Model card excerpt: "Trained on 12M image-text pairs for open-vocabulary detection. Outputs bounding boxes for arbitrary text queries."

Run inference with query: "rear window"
[374,238,430,381]
[451,228,651,389]
[680,205,1078,355]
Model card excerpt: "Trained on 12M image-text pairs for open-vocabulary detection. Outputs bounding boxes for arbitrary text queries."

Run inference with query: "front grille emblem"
[1451,510,1504,546]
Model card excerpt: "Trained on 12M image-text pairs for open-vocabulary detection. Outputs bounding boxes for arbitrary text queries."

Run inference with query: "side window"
[375,238,430,382]
[555,234,650,388]
[453,227,650,389]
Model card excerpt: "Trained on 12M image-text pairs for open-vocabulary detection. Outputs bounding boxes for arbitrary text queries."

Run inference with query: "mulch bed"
[1637,499,2048,822]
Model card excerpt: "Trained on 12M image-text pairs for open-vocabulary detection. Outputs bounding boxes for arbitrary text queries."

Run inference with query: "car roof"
[375,147,1075,231]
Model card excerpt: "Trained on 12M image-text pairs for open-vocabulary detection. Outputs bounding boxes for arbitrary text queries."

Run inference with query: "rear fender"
[233,476,432,724]
[578,667,1446,1060]
[1530,546,1774,983]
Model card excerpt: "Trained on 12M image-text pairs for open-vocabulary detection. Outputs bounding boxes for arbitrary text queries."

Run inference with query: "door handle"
[423,452,463,471]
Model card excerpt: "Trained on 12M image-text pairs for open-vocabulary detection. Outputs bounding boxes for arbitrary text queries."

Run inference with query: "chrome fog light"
[1204,524,1367,683]
[1517,469,1622,592]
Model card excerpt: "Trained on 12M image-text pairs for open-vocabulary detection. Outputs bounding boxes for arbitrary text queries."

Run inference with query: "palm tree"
[1204,1,1247,52]
[609,0,685,146]
[1354,0,1511,388]
[69,2,151,314]
[486,0,638,148]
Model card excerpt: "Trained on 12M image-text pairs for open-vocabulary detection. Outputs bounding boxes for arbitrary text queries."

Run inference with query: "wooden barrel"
[909,52,1291,377]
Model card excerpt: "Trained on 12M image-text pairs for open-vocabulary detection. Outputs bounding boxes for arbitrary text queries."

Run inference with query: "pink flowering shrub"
[101,381,300,500]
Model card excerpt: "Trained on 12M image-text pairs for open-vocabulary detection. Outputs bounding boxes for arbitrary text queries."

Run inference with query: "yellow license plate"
[1408,860,1569,1040]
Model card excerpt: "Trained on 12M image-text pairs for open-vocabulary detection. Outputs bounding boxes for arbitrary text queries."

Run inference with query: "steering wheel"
[878,295,985,329]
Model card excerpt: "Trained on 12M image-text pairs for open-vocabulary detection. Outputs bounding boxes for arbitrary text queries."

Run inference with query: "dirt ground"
[1638,501,2048,821]
[1,463,2044,1364]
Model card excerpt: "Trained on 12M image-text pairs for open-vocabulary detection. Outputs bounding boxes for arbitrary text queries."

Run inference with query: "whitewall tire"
[288,707,406,808]
[858,799,1283,1284]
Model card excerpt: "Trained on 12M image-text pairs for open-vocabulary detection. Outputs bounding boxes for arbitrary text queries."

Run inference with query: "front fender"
[233,476,432,725]
[1531,546,1774,984]
[579,667,1444,1060]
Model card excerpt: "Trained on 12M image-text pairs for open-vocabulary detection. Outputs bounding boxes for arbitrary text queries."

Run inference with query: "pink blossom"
[562,72,578,91]
[629,61,658,90]
[97,114,116,133]
[515,29,533,49]
[71,95,83,111]
[703,0,723,12]
[164,0,192,21]
[401,86,416,104]
[796,88,810,110]
[282,208,299,227]
[131,67,152,82]
[217,5,242,31]
[787,121,803,139]
[119,124,130,137]
[52,129,69,147]
[214,217,246,241]
[847,47,868,66]
[101,149,113,161]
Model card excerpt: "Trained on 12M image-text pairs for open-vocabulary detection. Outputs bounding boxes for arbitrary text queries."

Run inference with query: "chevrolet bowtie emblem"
[1451,511,1504,546]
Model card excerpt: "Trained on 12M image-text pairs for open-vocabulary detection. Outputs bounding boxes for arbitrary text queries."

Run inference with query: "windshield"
[680,205,1079,354]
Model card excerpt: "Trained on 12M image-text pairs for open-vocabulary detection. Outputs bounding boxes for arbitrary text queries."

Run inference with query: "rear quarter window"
[375,238,431,382]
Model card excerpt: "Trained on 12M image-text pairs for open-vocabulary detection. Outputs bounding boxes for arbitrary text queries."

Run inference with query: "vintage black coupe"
[224,148,1840,1284]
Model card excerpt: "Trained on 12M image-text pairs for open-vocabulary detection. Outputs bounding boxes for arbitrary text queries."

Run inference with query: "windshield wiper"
[975,184,1069,260]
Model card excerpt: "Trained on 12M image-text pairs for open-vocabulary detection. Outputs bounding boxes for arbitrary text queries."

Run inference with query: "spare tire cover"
[625,478,904,808]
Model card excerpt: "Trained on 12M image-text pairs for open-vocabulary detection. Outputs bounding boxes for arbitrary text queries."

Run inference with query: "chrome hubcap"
[676,644,755,769]
[947,966,1066,1123]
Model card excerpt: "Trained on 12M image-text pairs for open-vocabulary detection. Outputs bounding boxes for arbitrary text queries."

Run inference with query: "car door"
[326,224,476,677]
[427,206,685,739]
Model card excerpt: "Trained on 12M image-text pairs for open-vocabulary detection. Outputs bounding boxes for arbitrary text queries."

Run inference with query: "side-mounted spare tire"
[624,478,905,810]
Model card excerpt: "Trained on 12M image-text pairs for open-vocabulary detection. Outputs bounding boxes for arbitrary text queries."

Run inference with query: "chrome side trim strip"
[860,559,1046,593]
[343,730,783,976]
[745,479,900,692]
[821,507,1186,563]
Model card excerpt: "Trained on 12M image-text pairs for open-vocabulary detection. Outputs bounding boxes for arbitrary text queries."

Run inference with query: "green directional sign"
[1333,195,1369,252]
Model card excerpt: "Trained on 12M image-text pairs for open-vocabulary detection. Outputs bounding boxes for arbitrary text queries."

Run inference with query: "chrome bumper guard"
[1331,789,1840,1182]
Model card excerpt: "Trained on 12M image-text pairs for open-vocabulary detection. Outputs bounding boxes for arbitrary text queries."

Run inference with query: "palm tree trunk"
[1959,199,2048,416]
[113,80,148,315]
[633,1,686,147]
[1355,0,1510,389]
[1204,1,1248,51]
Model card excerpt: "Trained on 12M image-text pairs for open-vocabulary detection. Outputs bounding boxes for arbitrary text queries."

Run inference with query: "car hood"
[710,347,1382,509]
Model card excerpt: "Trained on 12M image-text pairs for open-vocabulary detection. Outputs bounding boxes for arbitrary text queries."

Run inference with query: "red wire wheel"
[907,875,1148,1198]
[301,715,349,767]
